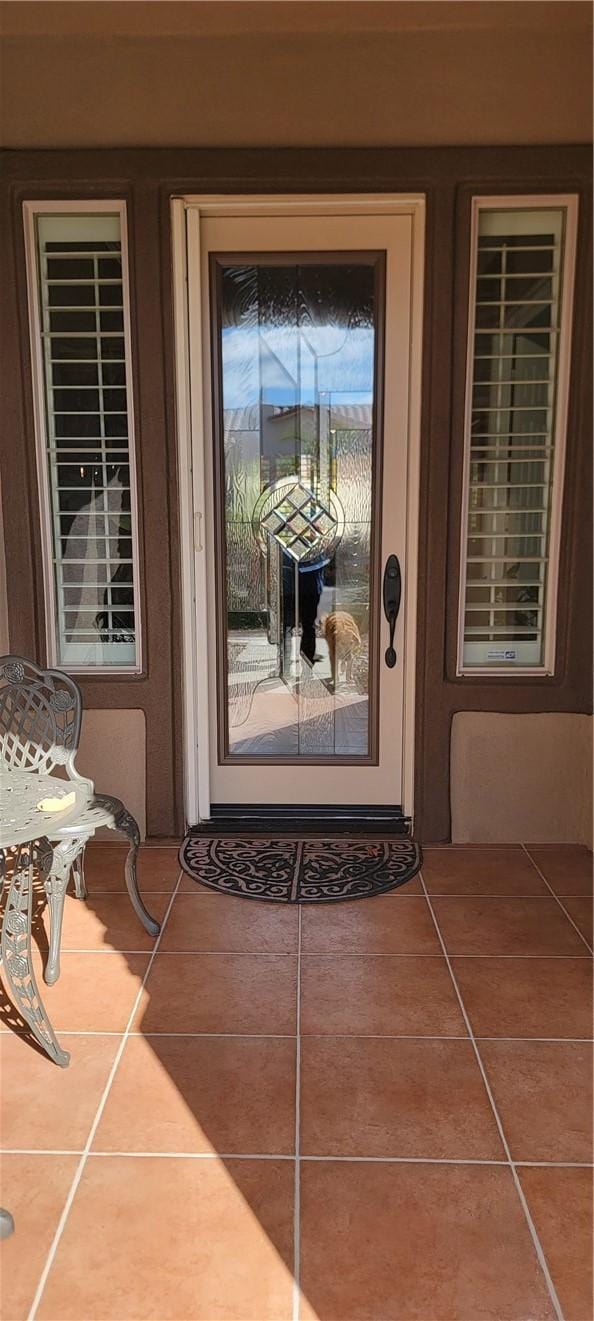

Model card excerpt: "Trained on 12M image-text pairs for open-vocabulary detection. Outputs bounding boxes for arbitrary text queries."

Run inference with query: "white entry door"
[176,197,424,820]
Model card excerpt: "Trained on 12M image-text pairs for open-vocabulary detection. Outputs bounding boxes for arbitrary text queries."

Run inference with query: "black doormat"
[179,835,422,903]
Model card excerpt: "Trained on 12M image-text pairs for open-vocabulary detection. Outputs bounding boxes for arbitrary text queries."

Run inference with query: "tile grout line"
[292,903,302,1321]
[2,1150,86,1157]
[298,1155,592,1168]
[2,1030,593,1040]
[39,949,594,959]
[1,1030,127,1037]
[26,869,184,1321]
[54,949,301,958]
[71,890,592,898]
[421,844,592,852]
[3,1148,593,1167]
[521,845,593,954]
[300,953,591,959]
[514,1160,594,1168]
[475,1036,593,1043]
[419,868,566,1321]
[76,888,180,894]
[406,893,591,899]
[86,843,588,852]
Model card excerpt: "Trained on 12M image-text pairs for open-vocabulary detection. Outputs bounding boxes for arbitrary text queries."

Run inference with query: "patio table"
[0,766,91,1069]
[0,768,90,1240]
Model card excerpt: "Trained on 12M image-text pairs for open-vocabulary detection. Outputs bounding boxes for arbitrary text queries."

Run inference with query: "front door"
[181,198,423,818]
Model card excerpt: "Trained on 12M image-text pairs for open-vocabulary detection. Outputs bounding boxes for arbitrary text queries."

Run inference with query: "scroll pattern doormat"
[179,835,422,903]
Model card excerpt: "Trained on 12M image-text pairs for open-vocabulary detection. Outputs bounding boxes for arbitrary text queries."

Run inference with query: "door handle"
[383,554,402,669]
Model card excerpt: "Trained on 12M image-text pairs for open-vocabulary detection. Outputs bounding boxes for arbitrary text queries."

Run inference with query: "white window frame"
[23,198,143,675]
[456,193,578,677]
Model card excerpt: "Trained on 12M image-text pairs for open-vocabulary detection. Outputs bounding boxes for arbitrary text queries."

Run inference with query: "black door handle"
[383,554,402,669]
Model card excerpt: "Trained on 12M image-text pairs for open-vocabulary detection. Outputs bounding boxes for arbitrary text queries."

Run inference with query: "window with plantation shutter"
[24,203,141,672]
[458,197,578,674]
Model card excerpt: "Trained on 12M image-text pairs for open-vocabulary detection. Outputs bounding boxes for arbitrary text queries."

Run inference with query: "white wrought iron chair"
[0,657,160,986]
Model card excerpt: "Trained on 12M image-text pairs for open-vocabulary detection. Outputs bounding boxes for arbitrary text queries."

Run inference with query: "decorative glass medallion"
[253,476,344,566]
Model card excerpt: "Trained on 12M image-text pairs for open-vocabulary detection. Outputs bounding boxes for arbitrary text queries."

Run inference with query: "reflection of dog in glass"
[323,611,361,687]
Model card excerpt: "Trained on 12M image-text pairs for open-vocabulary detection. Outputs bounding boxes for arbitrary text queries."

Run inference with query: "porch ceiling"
[0,1,591,150]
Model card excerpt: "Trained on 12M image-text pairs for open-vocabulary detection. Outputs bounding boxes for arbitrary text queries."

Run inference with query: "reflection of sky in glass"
[222,325,374,409]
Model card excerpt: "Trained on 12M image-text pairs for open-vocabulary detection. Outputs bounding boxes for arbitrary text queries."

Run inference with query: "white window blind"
[458,199,577,673]
[25,205,141,671]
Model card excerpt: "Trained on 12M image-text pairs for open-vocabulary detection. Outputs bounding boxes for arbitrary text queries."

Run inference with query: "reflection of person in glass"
[299,563,325,664]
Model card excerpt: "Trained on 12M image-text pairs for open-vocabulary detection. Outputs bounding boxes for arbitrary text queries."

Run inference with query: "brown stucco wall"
[76,709,147,839]
[0,473,8,657]
[0,2,591,149]
[1,146,591,839]
[451,713,593,847]
[416,170,593,839]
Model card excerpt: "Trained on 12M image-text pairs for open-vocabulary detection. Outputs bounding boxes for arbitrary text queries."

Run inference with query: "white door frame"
[171,193,425,825]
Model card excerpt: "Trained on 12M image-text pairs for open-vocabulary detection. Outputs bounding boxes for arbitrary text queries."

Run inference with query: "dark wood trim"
[1,145,591,187]
[1,146,591,838]
[413,181,457,844]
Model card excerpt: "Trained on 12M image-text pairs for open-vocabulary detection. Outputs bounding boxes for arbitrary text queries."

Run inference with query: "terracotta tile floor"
[0,841,592,1321]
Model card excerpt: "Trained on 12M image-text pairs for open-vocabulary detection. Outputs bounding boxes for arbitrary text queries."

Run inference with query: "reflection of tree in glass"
[58,458,134,646]
[95,508,135,645]
[222,263,374,331]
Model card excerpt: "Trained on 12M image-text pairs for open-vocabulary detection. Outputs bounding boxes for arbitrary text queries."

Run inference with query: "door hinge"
[194,511,203,552]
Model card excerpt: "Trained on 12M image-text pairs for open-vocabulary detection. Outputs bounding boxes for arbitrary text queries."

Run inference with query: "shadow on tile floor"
[0,841,592,1320]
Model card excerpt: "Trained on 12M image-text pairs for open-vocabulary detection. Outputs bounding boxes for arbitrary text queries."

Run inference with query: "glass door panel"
[211,255,383,762]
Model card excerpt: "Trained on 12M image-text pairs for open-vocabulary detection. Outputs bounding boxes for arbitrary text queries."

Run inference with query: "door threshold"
[190,804,411,837]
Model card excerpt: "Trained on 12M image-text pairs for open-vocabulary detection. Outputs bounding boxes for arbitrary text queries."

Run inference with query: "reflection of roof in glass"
[223,402,373,434]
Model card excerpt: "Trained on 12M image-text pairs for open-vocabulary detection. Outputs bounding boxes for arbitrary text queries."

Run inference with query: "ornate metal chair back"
[0,656,82,777]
